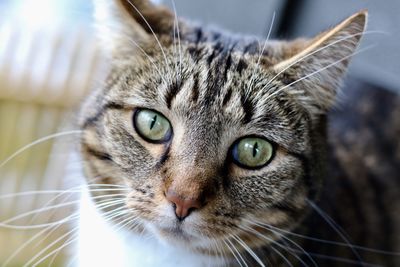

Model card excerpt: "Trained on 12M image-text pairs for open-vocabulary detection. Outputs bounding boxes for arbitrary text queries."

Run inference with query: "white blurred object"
[0,17,104,265]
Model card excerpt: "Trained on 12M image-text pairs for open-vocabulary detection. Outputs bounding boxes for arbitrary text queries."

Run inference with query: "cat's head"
[80,0,366,257]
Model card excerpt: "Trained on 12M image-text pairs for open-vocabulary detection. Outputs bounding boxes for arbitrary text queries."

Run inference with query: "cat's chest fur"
[76,190,222,267]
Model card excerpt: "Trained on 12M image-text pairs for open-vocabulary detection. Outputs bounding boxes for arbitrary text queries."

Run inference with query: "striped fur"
[77,0,399,266]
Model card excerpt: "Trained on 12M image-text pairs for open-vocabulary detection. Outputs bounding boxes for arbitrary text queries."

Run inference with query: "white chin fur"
[75,188,224,267]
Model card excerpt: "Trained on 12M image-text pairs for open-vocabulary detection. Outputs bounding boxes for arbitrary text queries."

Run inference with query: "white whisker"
[226,237,248,267]
[260,12,276,62]
[32,233,79,267]
[0,194,125,226]
[125,36,169,85]
[252,220,400,256]
[126,0,173,79]
[0,186,128,200]
[307,199,364,265]
[171,0,183,78]
[245,220,317,267]
[248,12,276,98]
[231,233,265,267]
[222,239,244,267]
[263,31,383,91]
[1,211,78,267]
[270,244,295,267]
[240,224,308,267]
[0,130,82,170]
[264,45,374,102]
[23,224,80,267]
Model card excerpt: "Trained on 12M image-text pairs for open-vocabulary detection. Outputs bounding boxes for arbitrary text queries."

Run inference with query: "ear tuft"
[272,10,368,116]
[118,0,174,34]
[93,0,175,55]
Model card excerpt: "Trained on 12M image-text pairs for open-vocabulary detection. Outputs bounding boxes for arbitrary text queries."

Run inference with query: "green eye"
[232,137,274,169]
[133,109,172,143]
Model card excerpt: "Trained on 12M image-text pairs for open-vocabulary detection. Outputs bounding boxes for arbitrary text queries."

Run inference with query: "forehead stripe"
[82,102,127,129]
[222,88,233,107]
[191,72,200,103]
[165,78,185,109]
[240,93,255,124]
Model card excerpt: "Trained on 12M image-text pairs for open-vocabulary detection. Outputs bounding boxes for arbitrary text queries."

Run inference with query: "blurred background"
[0,0,399,266]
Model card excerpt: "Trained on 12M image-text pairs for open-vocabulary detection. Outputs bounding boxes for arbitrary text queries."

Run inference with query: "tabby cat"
[77,0,400,266]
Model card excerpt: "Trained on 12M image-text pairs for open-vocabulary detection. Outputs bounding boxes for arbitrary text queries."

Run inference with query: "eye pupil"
[150,115,157,130]
[253,142,258,157]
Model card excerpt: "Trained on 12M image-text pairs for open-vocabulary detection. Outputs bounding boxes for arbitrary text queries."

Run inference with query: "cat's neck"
[76,190,224,267]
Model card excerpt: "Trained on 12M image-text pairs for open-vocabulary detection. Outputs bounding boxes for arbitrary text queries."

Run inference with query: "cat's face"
[80,0,366,256]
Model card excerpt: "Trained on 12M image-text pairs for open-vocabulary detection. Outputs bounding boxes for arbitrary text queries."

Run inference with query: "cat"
[76,0,400,266]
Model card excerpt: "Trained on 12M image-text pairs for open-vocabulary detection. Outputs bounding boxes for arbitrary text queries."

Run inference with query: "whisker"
[170,1,179,84]
[280,239,312,267]
[254,12,276,73]
[23,224,80,267]
[260,215,381,267]
[240,224,309,267]
[247,12,276,101]
[126,0,173,79]
[274,241,383,267]
[0,185,129,200]
[226,237,248,267]
[306,199,368,266]
[125,36,169,85]
[245,220,317,267]
[263,45,374,102]
[263,30,384,91]
[299,252,382,267]
[171,0,183,78]
[112,214,139,233]
[230,233,265,267]
[0,194,125,226]
[209,232,228,266]
[255,220,400,256]
[0,198,126,230]
[31,233,79,267]
[35,207,132,267]
[270,244,295,267]
[222,239,244,267]
[1,211,78,267]
[0,130,82,170]
[123,216,141,233]
[210,235,226,266]
[100,206,130,222]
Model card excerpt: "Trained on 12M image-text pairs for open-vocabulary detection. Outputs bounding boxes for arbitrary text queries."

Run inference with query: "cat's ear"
[94,0,176,54]
[272,11,367,115]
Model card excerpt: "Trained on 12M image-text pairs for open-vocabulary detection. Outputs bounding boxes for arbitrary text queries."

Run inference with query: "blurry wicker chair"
[0,19,103,266]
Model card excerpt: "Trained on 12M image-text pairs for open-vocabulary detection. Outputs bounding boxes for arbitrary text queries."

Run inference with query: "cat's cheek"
[248,208,292,228]
[101,111,168,177]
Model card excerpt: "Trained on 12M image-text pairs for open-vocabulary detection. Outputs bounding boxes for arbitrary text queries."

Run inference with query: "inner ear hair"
[94,0,178,56]
[271,10,368,114]
[274,10,367,72]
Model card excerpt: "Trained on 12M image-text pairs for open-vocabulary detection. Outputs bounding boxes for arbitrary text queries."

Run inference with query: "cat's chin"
[152,225,198,245]
[145,222,212,251]
[157,228,197,248]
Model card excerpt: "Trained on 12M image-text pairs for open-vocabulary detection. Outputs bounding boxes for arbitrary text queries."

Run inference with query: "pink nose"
[165,190,203,221]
